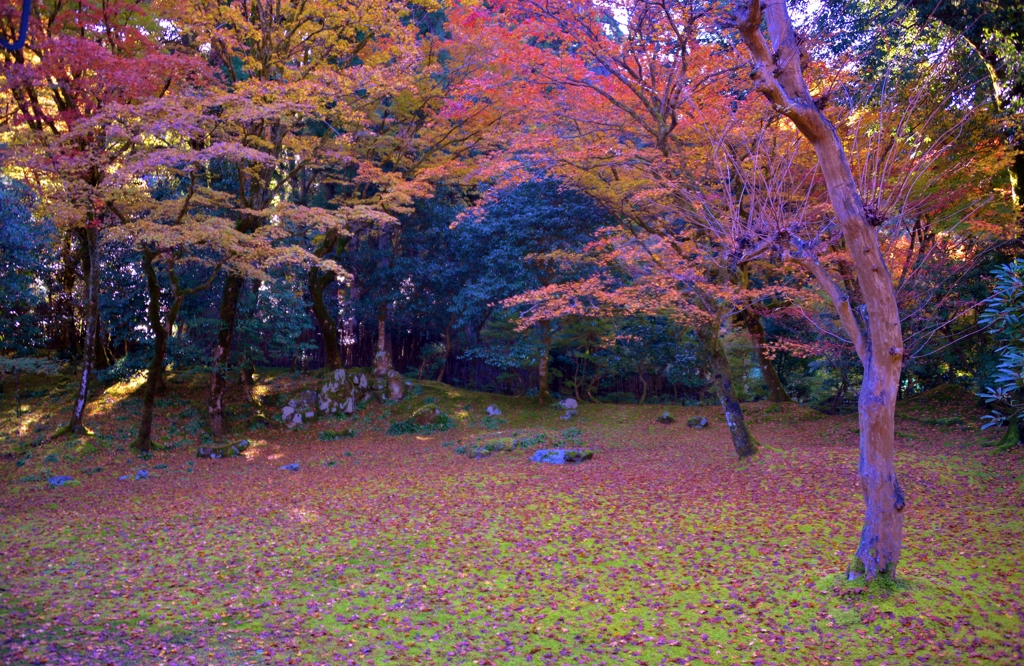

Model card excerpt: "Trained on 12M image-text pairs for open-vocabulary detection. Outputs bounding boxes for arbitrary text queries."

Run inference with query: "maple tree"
[154,0,430,435]
[303,6,506,378]
[0,0,202,434]
[452,0,1013,576]
[729,0,1017,579]
[449,0,788,457]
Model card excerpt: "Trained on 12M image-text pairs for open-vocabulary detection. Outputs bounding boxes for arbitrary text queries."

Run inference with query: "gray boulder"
[387,369,405,401]
[198,439,250,459]
[530,449,593,464]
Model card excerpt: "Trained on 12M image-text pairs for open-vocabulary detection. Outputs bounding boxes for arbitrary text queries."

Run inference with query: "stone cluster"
[281,367,407,428]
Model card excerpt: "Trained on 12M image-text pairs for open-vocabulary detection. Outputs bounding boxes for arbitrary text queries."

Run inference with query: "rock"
[283,390,319,428]
[135,469,149,480]
[530,449,593,465]
[486,404,502,416]
[197,439,250,459]
[387,369,405,401]
[412,405,442,426]
[560,398,579,410]
[280,463,300,471]
[656,412,675,424]
[373,349,392,377]
[687,416,708,428]
[318,373,359,416]
[47,475,73,487]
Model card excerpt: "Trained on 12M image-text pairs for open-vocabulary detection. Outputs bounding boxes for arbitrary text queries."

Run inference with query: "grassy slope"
[0,372,1021,665]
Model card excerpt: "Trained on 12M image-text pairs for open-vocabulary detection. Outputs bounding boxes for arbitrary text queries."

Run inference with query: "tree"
[1,0,199,435]
[733,0,910,579]
[457,180,610,403]
[0,176,46,355]
[162,0,423,435]
[455,0,770,454]
[977,259,1024,450]
[301,7,507,376]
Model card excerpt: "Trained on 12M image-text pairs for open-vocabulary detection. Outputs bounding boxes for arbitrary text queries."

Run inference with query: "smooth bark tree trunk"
[698,322,758,458]
[741,310,790,402]
[69,227,99,435]
[537,321,551,404]
[208,274,243,437]
[737,0,906,579]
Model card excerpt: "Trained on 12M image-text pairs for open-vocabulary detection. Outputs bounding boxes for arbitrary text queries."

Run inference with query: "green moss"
[318,428,356,441]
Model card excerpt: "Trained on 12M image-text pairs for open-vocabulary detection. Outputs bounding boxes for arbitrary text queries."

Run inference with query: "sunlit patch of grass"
[87,373,148,417]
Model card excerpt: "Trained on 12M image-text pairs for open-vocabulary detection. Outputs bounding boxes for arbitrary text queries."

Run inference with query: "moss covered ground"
[0,372,1021,665]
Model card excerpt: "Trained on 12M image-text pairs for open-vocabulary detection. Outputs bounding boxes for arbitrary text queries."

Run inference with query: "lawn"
[1,375,1022,665]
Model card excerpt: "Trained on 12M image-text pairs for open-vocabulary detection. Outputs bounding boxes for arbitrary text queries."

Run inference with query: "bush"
[318,429,356,441]
[387,409,455,435]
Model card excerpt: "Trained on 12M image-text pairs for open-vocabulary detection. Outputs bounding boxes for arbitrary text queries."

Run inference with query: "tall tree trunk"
[698,322,758,458]
[373,303,392,376]
[309,270,343,370]
[537,321,551,404]
[741,310,790,402]
[307,230,344,370]
[134,251,166,452]
[68,227,99,435]
[208,274,243,437]
[436,315,456,383]
[737,0,905,579]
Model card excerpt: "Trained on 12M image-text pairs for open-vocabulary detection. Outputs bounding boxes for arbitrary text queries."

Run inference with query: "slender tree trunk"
[698,322,758,458]
[373,303,393,376]
[135,331,168,452]
[208,274,243,437]
[14,368,21,417]
[436,324,453,383]
[537,321,551,404]
[69,227,99,435]
[741,311,790,402]
[308,230,344,370]
[134,251,165,451]
[736,0,905,579]
[309,270,343,370]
